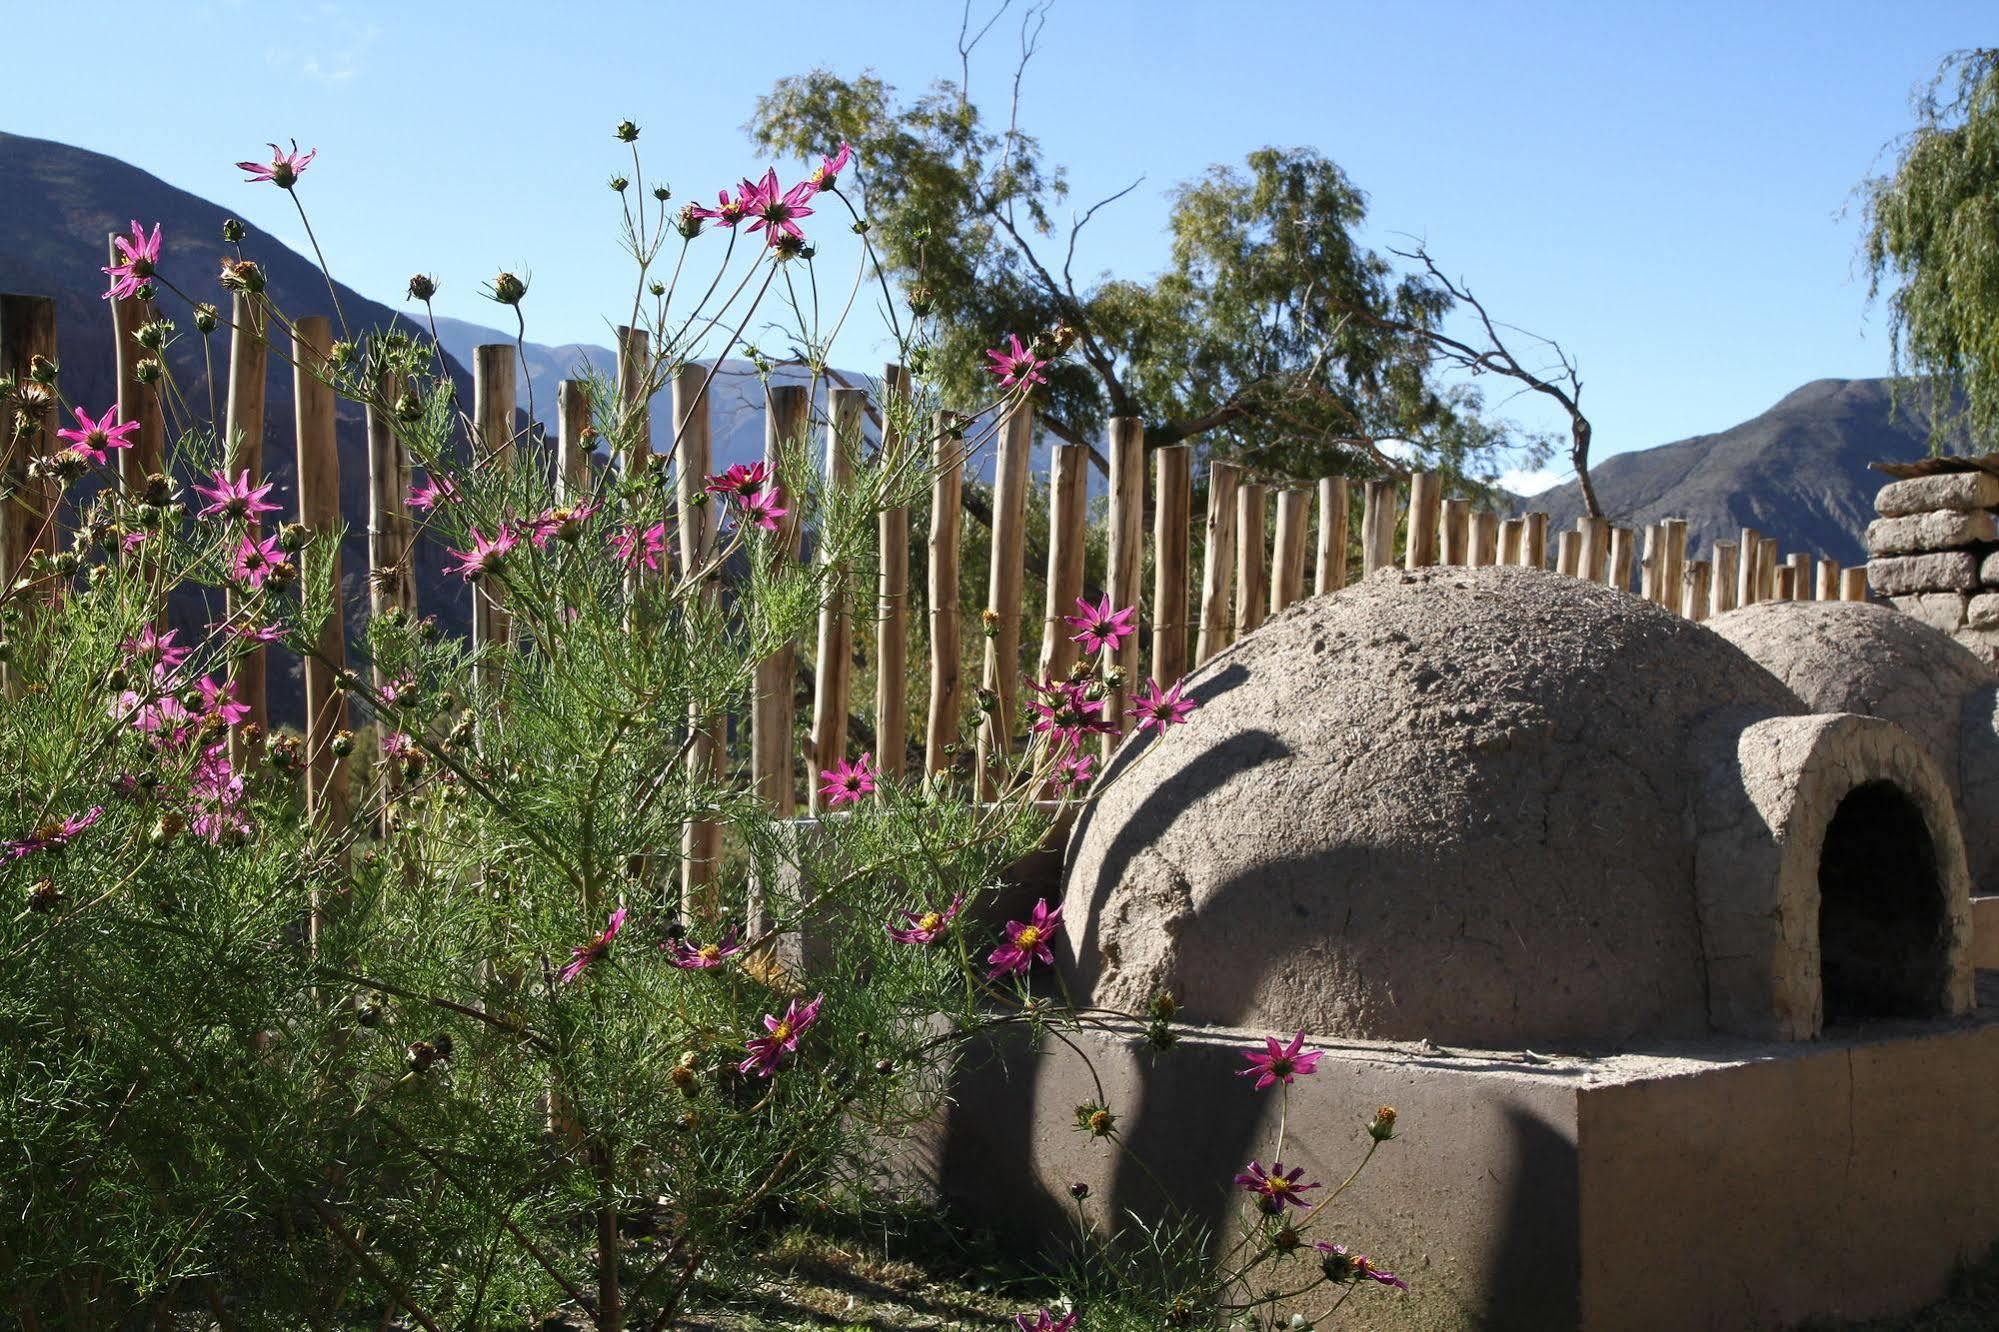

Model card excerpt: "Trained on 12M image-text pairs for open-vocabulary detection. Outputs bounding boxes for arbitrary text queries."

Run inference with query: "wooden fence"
[1,271,1871,835]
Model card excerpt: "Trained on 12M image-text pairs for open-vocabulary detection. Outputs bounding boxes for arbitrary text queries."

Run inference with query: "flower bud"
[406,1040,441,1073]
[135,357,164,386]
[142,473,173,505]
[395,390,421,421]
[52,550,81,575]
[330,729,355,758]
[651,185,670,202]
[277,522,311,553]
[874,1058,894,1076]
[615,119,640,143]
[406,273,438,302]
[675,205,707,240]
[28,355,57,385]
[219,258,266,294]
[981,607,1000,638]
[1272,1225,1302,1253]
[222,218,246,243]
[26,878,60,913]
[609,175,630,193]
[1149,991,1179,1022]
[906,284,934,317]
[488,271,528,306]
[649,280,666,297]
[329,340,358,371]
[1368,1105,1398,1142]
[193,303,220,335]
[850,218,870,235]
[1068,1181,1090,1200]
[134,281,158,302]
[136,319,173,351]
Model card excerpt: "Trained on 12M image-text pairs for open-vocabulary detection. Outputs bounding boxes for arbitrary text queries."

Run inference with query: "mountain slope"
[1526,379,1933,565]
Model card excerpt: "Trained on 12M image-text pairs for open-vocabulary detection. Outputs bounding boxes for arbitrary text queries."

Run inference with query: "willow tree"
[1862,48,1999,452]
[748,59,1544,489]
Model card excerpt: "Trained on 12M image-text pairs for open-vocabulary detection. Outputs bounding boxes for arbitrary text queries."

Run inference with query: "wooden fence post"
[1788,551,1813,600]
[1524,513,1549,570]
[1106,418,1146,740]
[812,386,868,811]
[1711,541,1739,615]
[1469,510,1499,567]
[557,379,592,502]
[973,399,1032,795]
[1361,478,1398,575]
[1555,529,1581,576]
[1579,516,1610,583]
[1441,497,1471,566]
[1640,524,1664,603]
[471,345,516,695]
[1152,443,1193,684]
[924,410,964,774]
[1609,526,1636,592]
[1660,520,1688,615]
[225,292,269,767]
[1196,461,1241,664]
[616,328,651,607]
[875,365,914,781]
[1499,517,1525,567]
[107,237,165,489]
[1234,481,1268,638]
[1776,565,1797,600]
[754,385,810,809]
[1316,476,1349,594]
[1737,527,1761,607]
[1757,537,1779,602]
[1,294,57,697]
[1816,558,1840,604]
[292,316,349,830]
[1842,567,1870,601]
[1685,560,1712,623]
[366,365,416,628]
[1405,472,1441,569]
[1038,443,1089,684]
[1270,486,1311,612]
[673,363,723,918]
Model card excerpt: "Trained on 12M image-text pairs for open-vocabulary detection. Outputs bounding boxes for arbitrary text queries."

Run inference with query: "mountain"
[1524,379,1935,566]
[0,129,474,724]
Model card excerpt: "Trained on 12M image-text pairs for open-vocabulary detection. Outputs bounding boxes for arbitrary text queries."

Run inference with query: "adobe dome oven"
[1061,566,1973,1048]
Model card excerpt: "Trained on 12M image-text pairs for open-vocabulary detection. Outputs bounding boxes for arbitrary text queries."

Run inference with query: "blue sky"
[9,0,1991,489]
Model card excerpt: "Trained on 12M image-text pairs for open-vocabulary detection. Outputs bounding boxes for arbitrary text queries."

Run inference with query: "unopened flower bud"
[1149,991,1179,1022]
[906,284,934,317]
[652,185,670,202]
[52,550,81,575]
[395,390,421,421]
[648,280,666,297]
[1368,1105,1398,1142]
[850,218,870,235]
[874,1058,894,1076]
[488,271,527,306]
[193,303,220,334]
[976,687,998,713]
[1272,1225,1302,1252]
[276,522,310,553]
[981,607,1000,637]
[406,273,437,302]
[26,878,60,913]
[330,729,355,758]
[134,357,164,386]
[614,119,640,142]
[222,218,247,243]
[28,355,57,385]
[676,205,707,240]
[136,319,173,351]
[328,340,358,370]
[1068,1181,1090,1200]
[405,1040,441,1073]
[609,175,630,193]
[142,473,173,504]
[219,258,266,294]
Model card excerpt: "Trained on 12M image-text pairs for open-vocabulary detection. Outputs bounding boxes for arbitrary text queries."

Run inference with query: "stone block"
[1954,626,1999,668]
[1983,550,1999,586]
[1866,510,1998,556]
[1869,551,1980,595]
[1972,594,1999,631]
[1876,472,1999,517]
[1892,592,1971,632]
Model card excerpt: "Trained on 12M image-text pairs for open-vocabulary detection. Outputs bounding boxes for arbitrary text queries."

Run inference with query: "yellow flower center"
[1015,926,1041,949]
[1269,1177,1293,1196]
[917,912,942,932]
[699,944,721,961]
[770,1020,792,1044]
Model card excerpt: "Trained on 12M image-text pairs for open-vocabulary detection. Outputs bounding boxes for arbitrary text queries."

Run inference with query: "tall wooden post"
[1404,472,1441,569]
[1524,513,1549,570]
[1038,443,1089,684]
[1711,541,1739,615]
[1841,567,1870,601]
[471,346,516,694]
[1499,518,1526,567]
[875,364,913,779]
[1579,516,1611,583]
[1270,486,1311,613]
[1234,482,1268,638]
[1105,418,1146,742]
[1757,538,1779,602]
[1817,558,1840,604]
[673,364,722,917]
[107,237,165,488]
[973,399,1033,792]
[1776,566,1797,600]
[366,365,415,627]
[616,328,652,607]
[1640,524,1664,603]
[557,379,593,502]
[811,387,868,812]
[1196,461,1241,665]
[225,292,269,766]
[1788,551,1813,601]
[1441,497,1471,566]
[1609,527,1636,592]
[1736,527,1762,607]
[924,410,965,774]
[1555,530,1581,576]
[1315,476,1349,594]
[1661,520,1688,615]
[0,294,56,698]
[1685,560,1712,624]
[292,317,349,837]
[1361,479,1398,575]
[755,385,810,810]
[1151,444,1193,685]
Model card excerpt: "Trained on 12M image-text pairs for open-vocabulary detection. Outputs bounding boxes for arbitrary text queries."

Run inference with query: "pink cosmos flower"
[406,475,459,511]
[743,168,816,242]
[226,621,287,645]
[665,929,743,970]
[1026,678,1112,746]
[102,220,162,301]
[1049,751,1095,795]
[1013,1312,1077,1332]
[189,745,250,844]
[1129,677,1198,732]
[609,521,667,572]
[111,689,191,741]
[197,675,250,728]
[738,993,824,1077]
[121,530,149,555]
[194,469,279,521]
[689,186,749,228]
[987,898,1062,979]
[1238,1030,1323,1090]
[560,907,628,984]
[122,625,189,674]
[819,752,875,807]
[446,526,517,582]
[526,500,600,548]
[984,333,1048,391]
[806,141,853,192]
[1315,1241,1410,1292]
[380,731,415,760]
[237,140,317,189]
[887,894,964,945]
[732,487,789,533]
[5,806,103,859]
[55,405,141,465]
[231,533,291,590]
[704,462,770,497]
[1234,1160,1321,1213]
[1064,594,1136,656]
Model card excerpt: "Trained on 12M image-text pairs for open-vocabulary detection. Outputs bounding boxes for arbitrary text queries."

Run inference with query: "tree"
[746,9,1545,491]
[1861,48,1999,453]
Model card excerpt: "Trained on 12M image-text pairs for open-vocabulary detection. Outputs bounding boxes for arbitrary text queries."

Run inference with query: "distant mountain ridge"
[1525,378,1935,566]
